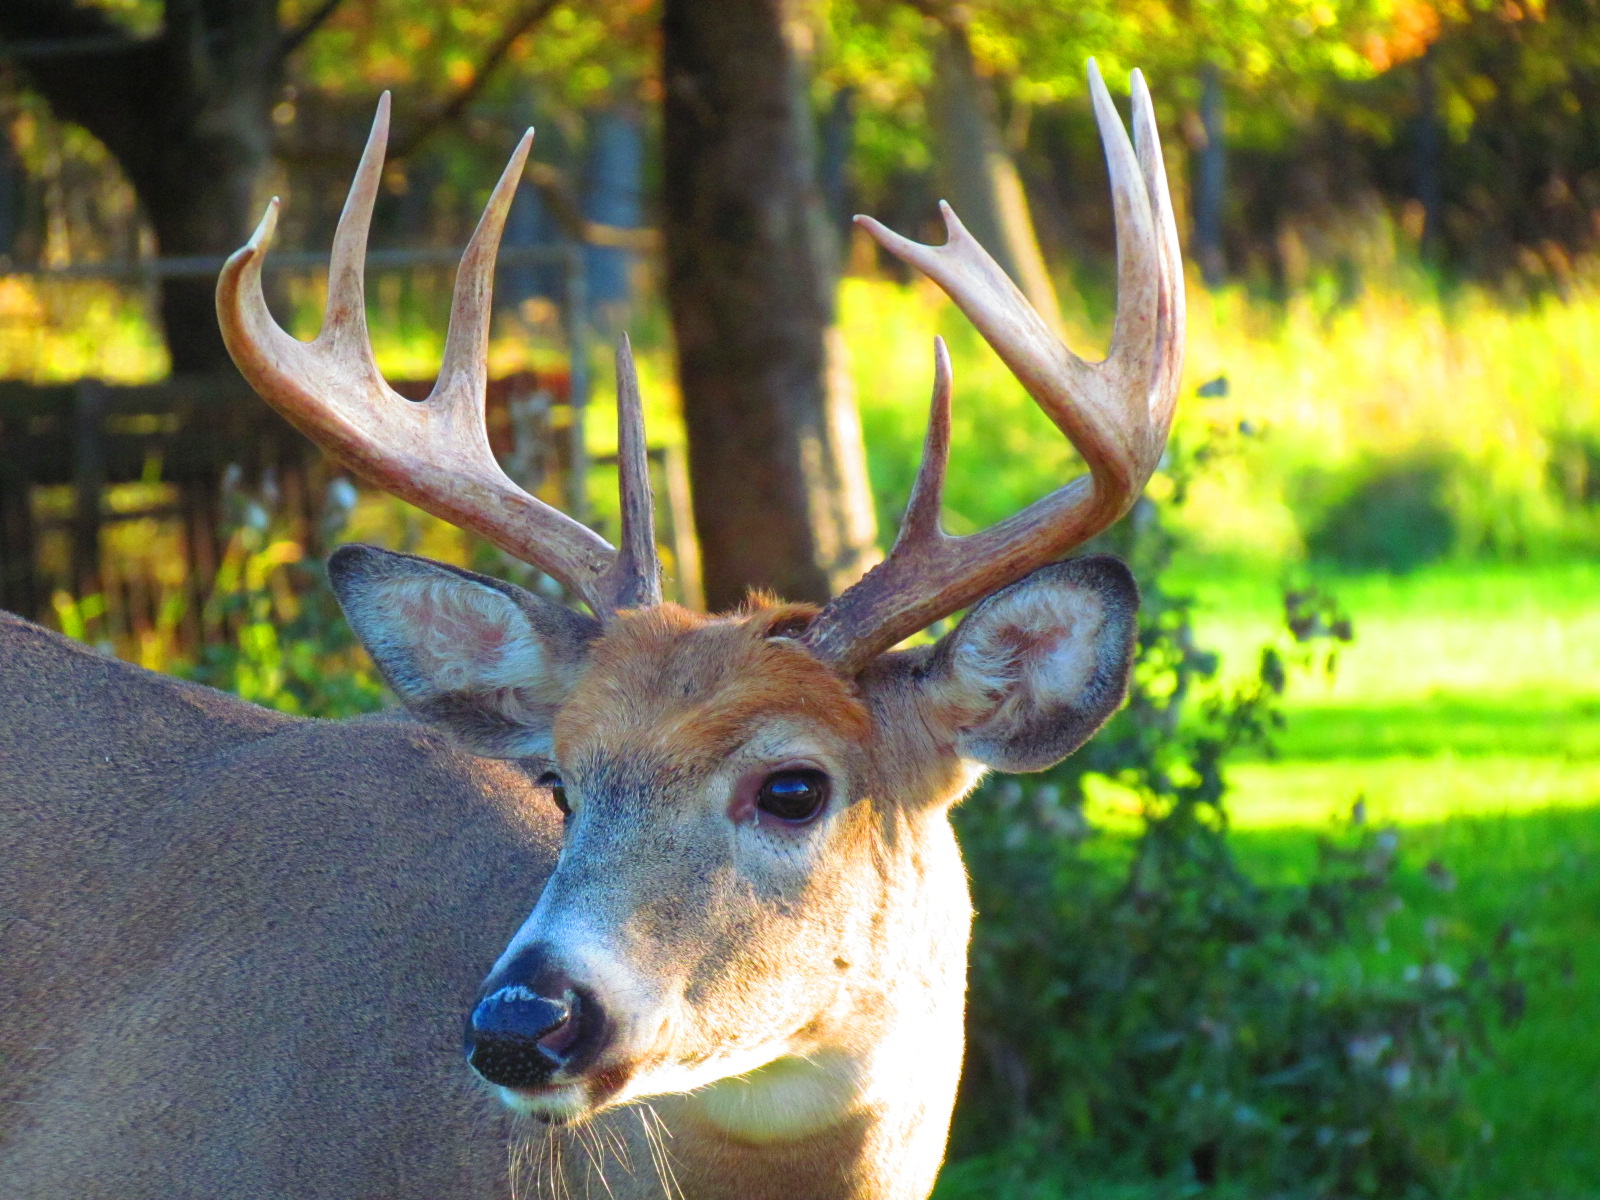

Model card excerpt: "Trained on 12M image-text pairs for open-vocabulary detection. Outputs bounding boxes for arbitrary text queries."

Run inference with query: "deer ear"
[917,556,1139,773]
[328,544,599,758]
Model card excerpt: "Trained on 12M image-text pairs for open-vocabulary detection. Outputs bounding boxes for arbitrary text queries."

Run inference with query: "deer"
[0,62,1181,1200]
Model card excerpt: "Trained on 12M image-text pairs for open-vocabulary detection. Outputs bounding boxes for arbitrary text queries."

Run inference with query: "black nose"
[464,949,604,1090]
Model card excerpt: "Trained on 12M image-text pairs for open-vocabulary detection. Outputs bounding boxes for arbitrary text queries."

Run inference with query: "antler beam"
[801,62,1185,675]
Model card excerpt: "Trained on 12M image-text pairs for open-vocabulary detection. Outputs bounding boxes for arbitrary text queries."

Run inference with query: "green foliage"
[822,0,1406,194]
[1303,456,1459,573]
[847,270,1600,573]
[943,482,1516,1196]
[179,474,386,720]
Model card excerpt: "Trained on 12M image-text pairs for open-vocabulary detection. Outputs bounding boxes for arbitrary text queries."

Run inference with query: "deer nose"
[464,955,603,1090]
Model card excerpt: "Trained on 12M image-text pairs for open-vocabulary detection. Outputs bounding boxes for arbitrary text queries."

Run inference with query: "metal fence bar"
[0,243,575,283]
[561,241,590,525]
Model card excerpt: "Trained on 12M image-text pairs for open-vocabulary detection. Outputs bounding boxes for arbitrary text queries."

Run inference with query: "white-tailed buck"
[0,62,1181,1199]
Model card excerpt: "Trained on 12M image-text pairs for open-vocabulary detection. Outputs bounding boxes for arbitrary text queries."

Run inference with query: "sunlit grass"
[1201,561,1600,1200]
[944,559,1600,1199]
[842,272,1600,565]
[1175,561,1600,828]
[0,278,167,382]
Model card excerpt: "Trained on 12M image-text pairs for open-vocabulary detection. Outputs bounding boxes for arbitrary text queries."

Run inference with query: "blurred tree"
[0,0,585,371]
[824,0,1405,286]
[927,12,1063,330]
[662,0,880,607]
[1190,61,1226,287]
[0,0,290,370]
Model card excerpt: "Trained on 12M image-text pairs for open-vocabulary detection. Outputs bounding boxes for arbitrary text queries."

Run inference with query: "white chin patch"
[499,1083,589,1124]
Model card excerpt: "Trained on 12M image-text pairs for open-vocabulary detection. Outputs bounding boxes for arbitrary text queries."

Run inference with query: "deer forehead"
[553,603,871,770]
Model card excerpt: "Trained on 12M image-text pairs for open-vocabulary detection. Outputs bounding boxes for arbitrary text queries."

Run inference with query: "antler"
[217,94,660,617]
[801,62,1184,675]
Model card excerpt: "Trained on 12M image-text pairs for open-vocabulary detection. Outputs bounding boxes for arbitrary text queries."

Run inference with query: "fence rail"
[0,242,580,282]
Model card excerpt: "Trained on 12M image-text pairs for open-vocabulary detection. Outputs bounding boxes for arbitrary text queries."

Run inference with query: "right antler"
[217,94,661,617]
[801,62,1184,676]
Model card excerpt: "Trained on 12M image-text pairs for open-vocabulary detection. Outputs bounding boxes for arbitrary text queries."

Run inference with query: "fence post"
[562,241,590,526]
[71,379,107,599]
[0,410,38,618]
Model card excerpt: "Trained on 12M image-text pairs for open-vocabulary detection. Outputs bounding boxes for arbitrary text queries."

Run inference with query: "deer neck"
[664,809,973,1197]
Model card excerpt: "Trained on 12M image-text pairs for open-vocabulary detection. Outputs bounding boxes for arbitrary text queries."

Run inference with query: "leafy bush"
[176,472,386,718]
[942,476,1518,1198]
[1304,457,1458,574]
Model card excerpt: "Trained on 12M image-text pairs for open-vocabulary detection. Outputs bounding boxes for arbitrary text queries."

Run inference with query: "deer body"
[1,62,1182,1200]
[0,611,536,1197]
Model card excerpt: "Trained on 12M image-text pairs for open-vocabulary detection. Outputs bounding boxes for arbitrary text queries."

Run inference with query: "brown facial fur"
[555,601,871,767]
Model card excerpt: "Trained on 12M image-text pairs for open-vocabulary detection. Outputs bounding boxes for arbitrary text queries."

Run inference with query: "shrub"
[1303,457,1458,574]
[174,472,386,718]
[942,471,1517,1198]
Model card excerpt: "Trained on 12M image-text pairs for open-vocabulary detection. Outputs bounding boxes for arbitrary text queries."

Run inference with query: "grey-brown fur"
[0,612,542,1197]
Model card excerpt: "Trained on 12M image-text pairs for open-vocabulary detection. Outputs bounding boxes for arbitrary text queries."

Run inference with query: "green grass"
[939,559,1599,1198]
[1195,560,1600,1199]
[1177,561,1600,829]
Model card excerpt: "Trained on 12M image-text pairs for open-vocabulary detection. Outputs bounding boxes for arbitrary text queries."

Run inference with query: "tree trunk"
[0,0,282,372]
[929,22,1063,333]
[661,0,878,610]
[1414,47,1443,262]
[1191,62,1227,289]
[0,124,22,263]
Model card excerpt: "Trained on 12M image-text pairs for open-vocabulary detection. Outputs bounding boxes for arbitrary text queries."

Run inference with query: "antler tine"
[1089,59,1160,421]
[896,336,953,548]
[321,91,389,361]
[801,63,1184,676]
[218,100,627,618]
[604,334,664,609]
[431,127,533,411]
[1130,68,1186,450]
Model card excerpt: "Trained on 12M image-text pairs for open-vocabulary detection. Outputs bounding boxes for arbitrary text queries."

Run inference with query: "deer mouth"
[498,1080,587,1124]
[498,1061,635,1124]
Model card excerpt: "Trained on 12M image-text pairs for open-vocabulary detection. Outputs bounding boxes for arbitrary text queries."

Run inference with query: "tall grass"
[842,272,1600,568]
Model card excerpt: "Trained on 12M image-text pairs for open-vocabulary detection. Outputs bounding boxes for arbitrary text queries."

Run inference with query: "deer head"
[217,61,1182,1154]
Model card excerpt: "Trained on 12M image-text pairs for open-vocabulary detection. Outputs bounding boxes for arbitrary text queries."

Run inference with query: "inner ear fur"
[919,555,1139,773]
[328,544,599,758]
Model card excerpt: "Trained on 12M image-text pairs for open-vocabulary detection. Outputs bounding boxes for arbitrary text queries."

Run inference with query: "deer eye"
[755,769,829,823]
[537,771,570,817]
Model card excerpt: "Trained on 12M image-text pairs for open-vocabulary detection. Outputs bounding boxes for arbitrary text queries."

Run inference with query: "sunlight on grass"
[0,278,167,382]
[842,274,1600,565]
[1180,561,1600,1191]
[1172,562,1600,829]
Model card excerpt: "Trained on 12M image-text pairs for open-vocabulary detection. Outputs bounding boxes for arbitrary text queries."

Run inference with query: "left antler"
[216,94,661,617]
[801,63,1184,675]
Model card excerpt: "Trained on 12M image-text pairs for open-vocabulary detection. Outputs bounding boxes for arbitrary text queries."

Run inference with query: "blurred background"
[0,1,1595,1196]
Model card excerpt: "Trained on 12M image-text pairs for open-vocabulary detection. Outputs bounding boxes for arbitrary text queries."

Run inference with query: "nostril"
[465,985,578,1090]
[536,1001,582,1058]
[470,985,570,1042]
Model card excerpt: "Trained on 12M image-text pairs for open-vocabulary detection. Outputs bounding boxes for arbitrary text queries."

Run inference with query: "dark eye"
[537,771,570,817]
[755,769,830,824]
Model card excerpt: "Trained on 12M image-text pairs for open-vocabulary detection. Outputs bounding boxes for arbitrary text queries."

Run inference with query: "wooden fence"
[0,370,700,649]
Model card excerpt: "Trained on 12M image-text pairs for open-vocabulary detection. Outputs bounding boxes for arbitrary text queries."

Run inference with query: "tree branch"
[279,0,345,60]
[0,0,164,187]
[0,0,136,48]
[525,161,660,250]
[391,0,563,160]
